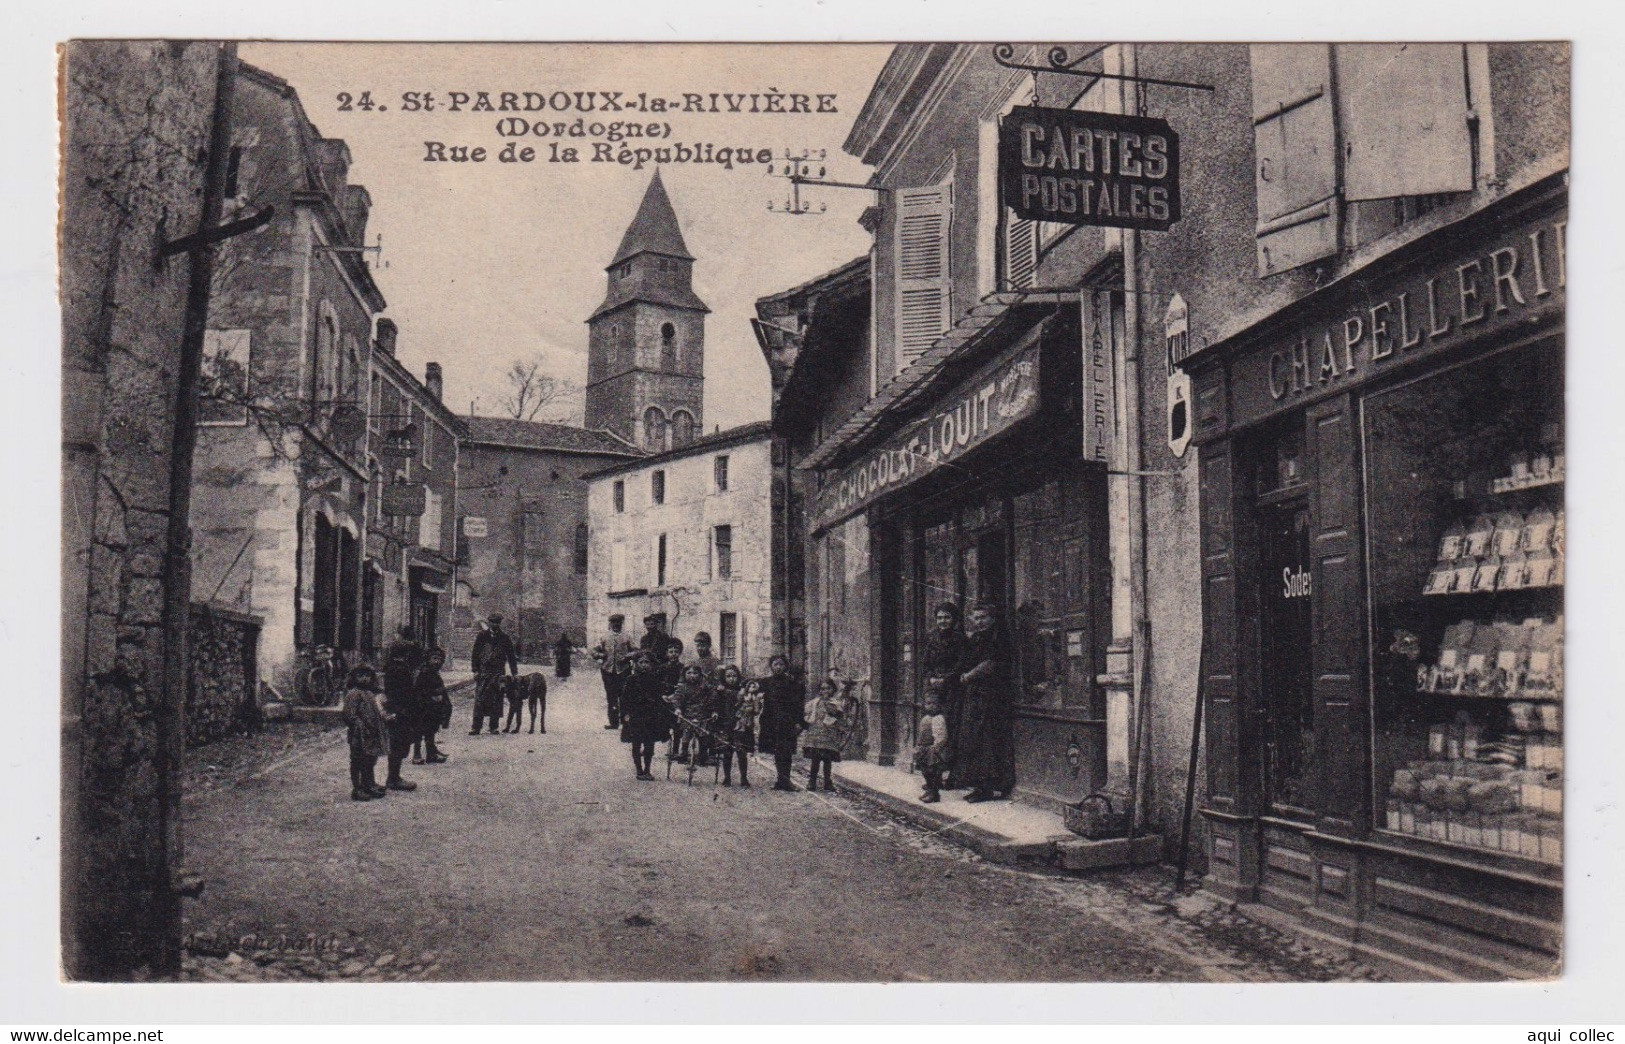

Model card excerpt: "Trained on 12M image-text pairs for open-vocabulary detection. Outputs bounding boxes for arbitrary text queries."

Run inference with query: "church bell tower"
[585,170,709,451]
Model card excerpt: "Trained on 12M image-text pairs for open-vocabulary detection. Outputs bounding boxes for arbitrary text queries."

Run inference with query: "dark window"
[574,523,589,575]
[652,470,665,505]
[714,454,730,491]
[657,533,668,588]
[714,525,733,580]
[719,612,738,662]
[613,480,625,513]
[224,146,242,198]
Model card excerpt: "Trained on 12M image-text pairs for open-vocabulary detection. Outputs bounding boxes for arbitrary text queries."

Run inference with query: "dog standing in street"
[525,673,547,734]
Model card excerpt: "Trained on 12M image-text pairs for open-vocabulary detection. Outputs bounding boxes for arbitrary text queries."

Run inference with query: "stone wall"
[60,40,229,980]
[186,605,261,747]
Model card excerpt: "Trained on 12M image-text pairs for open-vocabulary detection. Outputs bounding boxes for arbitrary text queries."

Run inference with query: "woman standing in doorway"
[956,603,1017,803]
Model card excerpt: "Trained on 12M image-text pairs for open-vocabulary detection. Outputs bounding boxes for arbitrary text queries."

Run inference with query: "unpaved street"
[178,674,1377,983]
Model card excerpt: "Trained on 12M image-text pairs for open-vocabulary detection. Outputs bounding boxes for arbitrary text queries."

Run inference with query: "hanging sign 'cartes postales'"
[813,343,1041,531]
[999,106,1180,231]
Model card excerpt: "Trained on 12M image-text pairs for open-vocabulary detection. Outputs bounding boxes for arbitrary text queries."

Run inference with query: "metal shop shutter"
[1335,43,1473,202]
[1251,44,1340,277]
[895,184,953,370]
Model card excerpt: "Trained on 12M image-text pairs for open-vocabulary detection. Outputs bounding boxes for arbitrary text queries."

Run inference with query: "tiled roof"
[798,289,1078,471]
[588,281,711,321]
[462,416,643,457]
[580,421,774,480]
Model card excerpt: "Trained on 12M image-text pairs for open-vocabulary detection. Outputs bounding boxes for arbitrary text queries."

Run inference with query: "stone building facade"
[454,417,641,664]
[189,60,386,699]
[363,322,464,659]
[60,39,235,980]
[584,423,775,676]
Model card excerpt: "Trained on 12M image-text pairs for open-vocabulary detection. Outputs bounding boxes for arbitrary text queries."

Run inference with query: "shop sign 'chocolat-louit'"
[814,343,1041,531]
[999,105,1181,231]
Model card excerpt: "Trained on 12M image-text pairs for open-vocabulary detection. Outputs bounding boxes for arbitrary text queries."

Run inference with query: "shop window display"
[1363,340,1563,865]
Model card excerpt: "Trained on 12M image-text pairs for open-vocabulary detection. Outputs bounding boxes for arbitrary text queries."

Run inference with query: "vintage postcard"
[58,38,1568,989]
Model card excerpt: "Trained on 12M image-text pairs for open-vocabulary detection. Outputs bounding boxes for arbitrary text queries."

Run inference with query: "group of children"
[341,642,452,802]
[616,634,863,793]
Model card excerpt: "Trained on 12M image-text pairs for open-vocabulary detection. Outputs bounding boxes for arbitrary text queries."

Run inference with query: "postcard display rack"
[1367,343,1564,868]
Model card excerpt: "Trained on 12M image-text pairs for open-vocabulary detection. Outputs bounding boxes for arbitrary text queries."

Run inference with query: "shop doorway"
[410,586,438,651]
[1257,494,1316,817]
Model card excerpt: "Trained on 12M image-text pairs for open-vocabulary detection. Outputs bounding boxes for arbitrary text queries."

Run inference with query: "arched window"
[660,322,677,368]
[671,409,696,448]
[643,406,668,451]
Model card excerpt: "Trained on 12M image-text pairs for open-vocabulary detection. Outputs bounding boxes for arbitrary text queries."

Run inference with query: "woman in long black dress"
[619,652,668,780]
[756,654,805,791]
[956,602,1017,802]
[554,633,573,680]
[920,601,968,787]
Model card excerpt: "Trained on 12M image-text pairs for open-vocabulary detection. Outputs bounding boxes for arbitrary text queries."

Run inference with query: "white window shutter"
[1335,44,1473,202]
[1251,44,1340,276]
[895,185,952,370]
[1004,212,1039,290]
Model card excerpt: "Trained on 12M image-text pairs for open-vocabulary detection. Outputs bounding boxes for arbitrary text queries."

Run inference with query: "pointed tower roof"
[607,170,694,268]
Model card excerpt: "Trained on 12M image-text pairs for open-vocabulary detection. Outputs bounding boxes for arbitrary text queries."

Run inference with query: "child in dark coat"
[342,664,388,801]
[413,647,450,764]
[757,655,805,791]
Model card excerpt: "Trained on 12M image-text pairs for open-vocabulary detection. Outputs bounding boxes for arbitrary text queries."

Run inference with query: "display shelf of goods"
[1384,440,1564,864]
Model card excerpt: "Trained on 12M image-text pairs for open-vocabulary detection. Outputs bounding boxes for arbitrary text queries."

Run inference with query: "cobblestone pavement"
[178,674,1381,983]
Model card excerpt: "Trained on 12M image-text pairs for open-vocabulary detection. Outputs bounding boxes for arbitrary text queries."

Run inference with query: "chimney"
[425,362,443,402]
[374,318,398,356]
[341,184,372,247]
[314,138,351,197]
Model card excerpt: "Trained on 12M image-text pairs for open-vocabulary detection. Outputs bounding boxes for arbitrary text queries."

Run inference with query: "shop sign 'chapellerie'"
[999,106,1181,231]
[814,345,1041,531]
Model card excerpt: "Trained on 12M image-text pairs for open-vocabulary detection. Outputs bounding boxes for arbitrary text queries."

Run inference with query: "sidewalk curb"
[828,772,1065,866]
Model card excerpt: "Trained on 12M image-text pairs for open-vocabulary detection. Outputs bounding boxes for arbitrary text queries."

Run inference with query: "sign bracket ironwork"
[992,44,1215,93]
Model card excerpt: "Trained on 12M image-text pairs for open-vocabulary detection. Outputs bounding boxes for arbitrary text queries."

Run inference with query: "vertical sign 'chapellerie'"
[1000,106,1181,231]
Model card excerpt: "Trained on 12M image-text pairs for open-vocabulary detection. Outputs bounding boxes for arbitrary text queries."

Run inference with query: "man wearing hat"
[591,613,636,729]
[470,613,519,735]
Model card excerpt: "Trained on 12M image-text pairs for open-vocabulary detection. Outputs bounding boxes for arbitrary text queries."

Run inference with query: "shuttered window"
[1335,44,1473,202]
[1252,44,1477,277]
[895,184,952,370]
[1251,44,1340,277]
[1003,212,1040,290]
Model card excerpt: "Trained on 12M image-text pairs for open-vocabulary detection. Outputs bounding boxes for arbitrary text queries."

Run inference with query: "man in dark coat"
[470,613,518,735]
[381,626,424,790]
[639,613,673,662]
[921,602,968,788]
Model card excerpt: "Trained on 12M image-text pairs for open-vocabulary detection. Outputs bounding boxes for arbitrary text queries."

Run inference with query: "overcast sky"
[238,43,892,431]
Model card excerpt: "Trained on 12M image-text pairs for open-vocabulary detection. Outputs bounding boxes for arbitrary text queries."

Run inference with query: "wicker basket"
[1064,793,1129,839]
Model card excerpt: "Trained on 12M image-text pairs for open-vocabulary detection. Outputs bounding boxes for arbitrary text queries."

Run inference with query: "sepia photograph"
[48,24,1591,1009]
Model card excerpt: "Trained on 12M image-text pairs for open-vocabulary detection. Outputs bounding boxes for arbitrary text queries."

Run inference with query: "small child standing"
[342,664,389,801]
[802,677,856,792]
[913,684,950,803]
